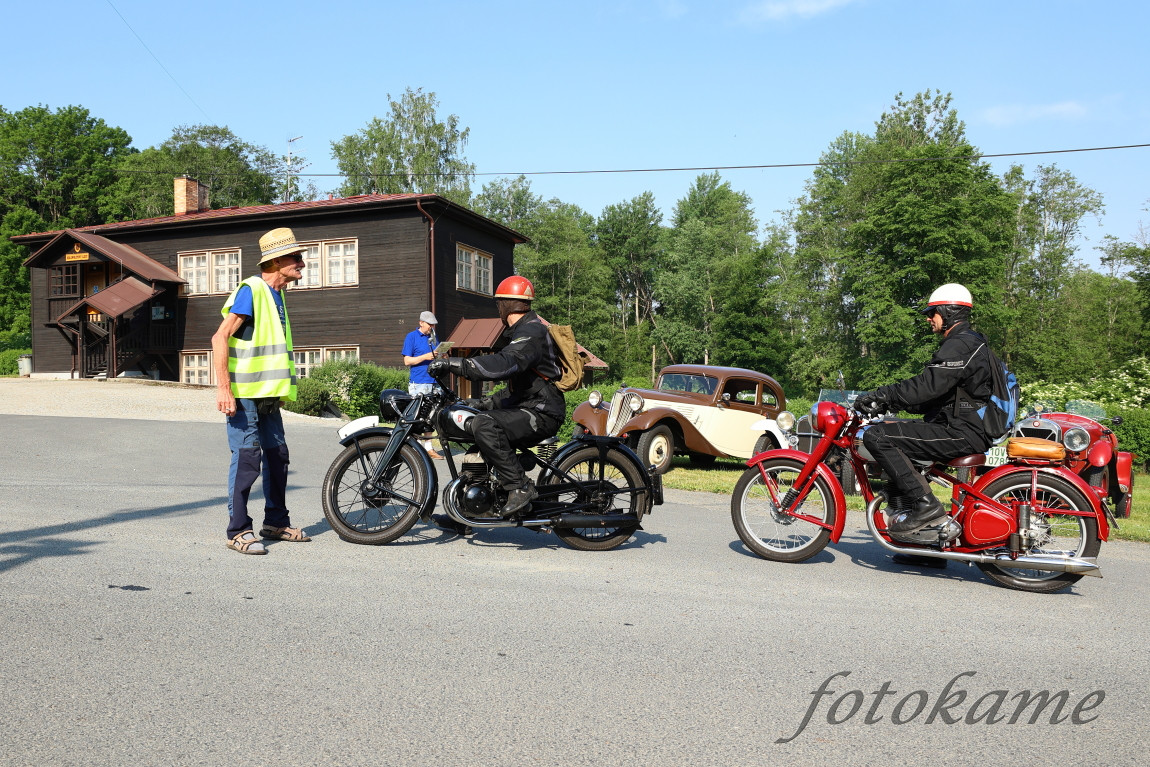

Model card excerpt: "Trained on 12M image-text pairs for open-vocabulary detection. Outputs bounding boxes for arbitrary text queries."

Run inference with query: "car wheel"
[752,434,777,456]
[637,425,675,475]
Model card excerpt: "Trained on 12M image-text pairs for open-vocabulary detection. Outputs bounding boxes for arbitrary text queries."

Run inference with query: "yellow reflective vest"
[220,275,297,401]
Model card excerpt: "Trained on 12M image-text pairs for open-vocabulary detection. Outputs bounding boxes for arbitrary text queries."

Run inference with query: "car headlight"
[625,391,645,413]
[1063,427,1090,452]
[776,410,796,432]
[588,390,602,408]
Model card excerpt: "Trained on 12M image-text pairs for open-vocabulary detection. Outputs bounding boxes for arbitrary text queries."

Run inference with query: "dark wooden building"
[13,179,525,382]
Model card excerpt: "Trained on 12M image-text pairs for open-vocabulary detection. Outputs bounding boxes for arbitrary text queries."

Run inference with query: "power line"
[104,0,211,122]
[100,141,1150,179]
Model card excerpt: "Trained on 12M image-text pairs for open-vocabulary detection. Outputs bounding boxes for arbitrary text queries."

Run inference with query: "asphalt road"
[1,410,1148,766]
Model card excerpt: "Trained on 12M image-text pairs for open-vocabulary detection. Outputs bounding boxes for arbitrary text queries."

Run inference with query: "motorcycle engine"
[459,449,498,516]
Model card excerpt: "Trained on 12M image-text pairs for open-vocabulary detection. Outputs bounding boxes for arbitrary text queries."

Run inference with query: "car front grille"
[606,390,631,436]
[1015,418,1060,443]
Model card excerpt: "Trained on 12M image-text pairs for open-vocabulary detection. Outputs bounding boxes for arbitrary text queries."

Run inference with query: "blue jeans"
[226,398,291,538]
[408,382,442,396]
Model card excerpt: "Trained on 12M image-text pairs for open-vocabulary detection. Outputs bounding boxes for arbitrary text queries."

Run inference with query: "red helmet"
[495,275,535,300]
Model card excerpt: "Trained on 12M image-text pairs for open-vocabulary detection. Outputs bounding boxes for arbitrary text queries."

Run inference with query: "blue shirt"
[403,327,437,384]
[229,282,286,331]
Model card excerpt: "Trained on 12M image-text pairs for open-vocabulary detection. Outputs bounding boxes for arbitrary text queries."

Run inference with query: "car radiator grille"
[607,390,631,436]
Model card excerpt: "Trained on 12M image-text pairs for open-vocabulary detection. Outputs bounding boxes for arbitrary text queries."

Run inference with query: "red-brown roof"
[55,276,162,321]
[23,230,186,283]
[444,316,608,369]
[11,193,526,244]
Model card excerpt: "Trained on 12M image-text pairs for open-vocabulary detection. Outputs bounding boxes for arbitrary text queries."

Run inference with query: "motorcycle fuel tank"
[438,403,482,441]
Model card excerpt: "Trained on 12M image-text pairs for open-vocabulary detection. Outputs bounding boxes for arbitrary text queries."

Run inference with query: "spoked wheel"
[321,436,430,544]
[731,457,836,562]
[976,474,1100,593]
[543,446,648,551]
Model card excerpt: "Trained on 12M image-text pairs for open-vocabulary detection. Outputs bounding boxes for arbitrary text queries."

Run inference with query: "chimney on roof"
[174,176,210,215]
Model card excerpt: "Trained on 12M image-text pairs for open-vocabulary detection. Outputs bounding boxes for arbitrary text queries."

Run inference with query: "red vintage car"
[999,401,1135,518]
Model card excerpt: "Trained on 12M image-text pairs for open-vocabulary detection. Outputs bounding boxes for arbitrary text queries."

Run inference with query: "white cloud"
[979,101,1089,128]
[739,0,858,23]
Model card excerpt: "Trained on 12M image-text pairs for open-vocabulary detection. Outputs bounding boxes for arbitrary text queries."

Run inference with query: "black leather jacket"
[458,311,565,421]
[872,321,996,447]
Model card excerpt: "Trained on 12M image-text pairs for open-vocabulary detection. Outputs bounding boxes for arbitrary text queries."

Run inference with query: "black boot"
[888,494,946,534]
[500,480,538,517]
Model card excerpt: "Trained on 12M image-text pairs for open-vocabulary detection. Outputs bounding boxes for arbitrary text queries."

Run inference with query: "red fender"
[1087,440,1113,467]
[973,464,1108,542]
[747,448,849,543]
[1115,451,1134,490]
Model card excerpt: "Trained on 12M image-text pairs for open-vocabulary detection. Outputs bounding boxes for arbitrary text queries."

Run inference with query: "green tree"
[0,104,132,227]
[331,87,474,204]
[791,90,1016,390]
[473,175,544,236]
[513,200,613,360]
[102,124,285,220]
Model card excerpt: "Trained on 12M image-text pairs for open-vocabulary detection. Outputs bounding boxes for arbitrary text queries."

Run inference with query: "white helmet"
[924,283,973,311]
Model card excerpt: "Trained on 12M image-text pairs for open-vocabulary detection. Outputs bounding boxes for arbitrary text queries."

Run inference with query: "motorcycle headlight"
[588,390,602,408]
[1063,427,1090,452]
[776,410,796,432]
[625,392,645,413]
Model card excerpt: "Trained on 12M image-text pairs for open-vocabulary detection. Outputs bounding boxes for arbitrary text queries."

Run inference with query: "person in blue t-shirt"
[402,310,444,458]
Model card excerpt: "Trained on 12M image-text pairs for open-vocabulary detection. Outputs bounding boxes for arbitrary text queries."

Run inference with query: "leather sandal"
[259,525,311,542]
[227,531,267,555]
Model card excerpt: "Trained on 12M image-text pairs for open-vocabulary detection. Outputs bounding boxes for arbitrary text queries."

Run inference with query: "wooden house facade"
[13,180,524,383]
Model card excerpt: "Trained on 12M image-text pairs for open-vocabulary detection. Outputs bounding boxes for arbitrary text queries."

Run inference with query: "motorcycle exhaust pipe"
[548,514,641,529]
[864,495,1102,577]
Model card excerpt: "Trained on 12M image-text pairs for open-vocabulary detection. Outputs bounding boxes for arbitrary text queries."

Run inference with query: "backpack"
[545,324,585,392]
[978,346,1020,441]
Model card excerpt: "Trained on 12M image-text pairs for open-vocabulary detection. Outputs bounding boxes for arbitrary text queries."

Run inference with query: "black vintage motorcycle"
[321,378,663,550]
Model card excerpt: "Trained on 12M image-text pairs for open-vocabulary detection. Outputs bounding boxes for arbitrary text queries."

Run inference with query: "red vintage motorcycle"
[731,401,1108,593]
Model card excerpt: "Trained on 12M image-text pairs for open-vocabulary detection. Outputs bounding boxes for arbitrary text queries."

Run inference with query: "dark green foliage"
[1107,404,1150,473]
[0,348,30,375]
[306,360,410,419]
[284,376,332,417]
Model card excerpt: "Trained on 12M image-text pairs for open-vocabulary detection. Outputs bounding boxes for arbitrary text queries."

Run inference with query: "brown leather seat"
[947,454,987,468]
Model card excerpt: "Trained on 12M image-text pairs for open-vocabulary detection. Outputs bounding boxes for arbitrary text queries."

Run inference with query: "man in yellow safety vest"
[212,227,309,555]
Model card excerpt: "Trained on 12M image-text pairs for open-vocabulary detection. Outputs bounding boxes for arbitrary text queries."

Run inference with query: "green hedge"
[0,349,30,376]
[284,359,410,419]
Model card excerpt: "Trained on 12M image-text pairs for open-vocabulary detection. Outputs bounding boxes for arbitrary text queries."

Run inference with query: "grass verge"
[659,456,1150,543]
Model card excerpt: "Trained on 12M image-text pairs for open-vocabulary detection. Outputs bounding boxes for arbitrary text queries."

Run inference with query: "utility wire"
[104,0,211,122]
[103,141,1150,179]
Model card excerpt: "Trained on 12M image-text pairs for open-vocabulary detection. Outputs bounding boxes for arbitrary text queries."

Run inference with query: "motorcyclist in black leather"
[856,284,998,536]
[428,276,563,528]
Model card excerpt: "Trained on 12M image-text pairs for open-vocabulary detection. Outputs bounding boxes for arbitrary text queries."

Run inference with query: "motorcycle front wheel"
[543,445,648,551]
[975,473,1100,593]
[731,457,836,562]
[321,436,430,544]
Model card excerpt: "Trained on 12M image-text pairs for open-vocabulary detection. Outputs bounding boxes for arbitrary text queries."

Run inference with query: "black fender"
[539,434,663,510]
[339,426,439,520]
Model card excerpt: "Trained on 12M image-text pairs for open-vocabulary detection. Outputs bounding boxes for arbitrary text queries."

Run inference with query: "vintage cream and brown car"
[572,364,789,474]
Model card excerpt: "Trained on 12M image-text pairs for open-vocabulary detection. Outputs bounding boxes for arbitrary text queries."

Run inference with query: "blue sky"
[5,1,1147,267]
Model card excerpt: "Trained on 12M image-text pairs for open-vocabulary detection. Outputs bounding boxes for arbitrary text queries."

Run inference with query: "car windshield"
[658,374,718,395]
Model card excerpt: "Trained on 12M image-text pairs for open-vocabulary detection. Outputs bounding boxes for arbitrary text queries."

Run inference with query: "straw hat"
[258,227,307,265]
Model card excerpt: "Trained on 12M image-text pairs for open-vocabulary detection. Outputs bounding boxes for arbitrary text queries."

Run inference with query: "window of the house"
[456,244,492,295]
[181,352,212,385]
[49,265,81,298]
[179,249,240,295]
[293,346,360,377]
[288,238,358,290]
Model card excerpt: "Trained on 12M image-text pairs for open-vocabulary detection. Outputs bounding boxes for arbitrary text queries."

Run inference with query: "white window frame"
[289,238,359,290]
[293,346,361,377]
[456,244,493,295]
[178,249,242,295]
[180,351,214,385]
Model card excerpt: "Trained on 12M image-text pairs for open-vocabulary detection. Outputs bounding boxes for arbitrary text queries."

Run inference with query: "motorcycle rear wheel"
[321,436,429,544]
[975,473,1100,593]
[543,446,647,551]
[731,458,836,562]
